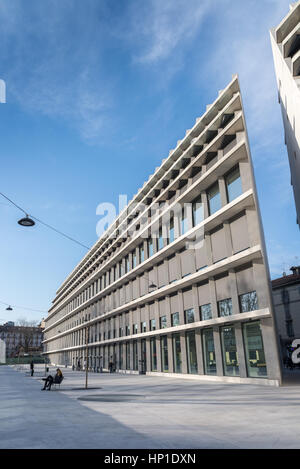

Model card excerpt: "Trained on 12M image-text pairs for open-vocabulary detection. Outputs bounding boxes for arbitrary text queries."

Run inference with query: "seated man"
[41,368,63,391]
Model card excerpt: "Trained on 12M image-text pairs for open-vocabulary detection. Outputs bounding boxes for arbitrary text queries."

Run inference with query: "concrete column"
[234,323,247,378]
[195,329,204,375]
[178,290,185,325]
[146,338,151,372]
[223,221,233,258]
[115,343,120,370]
[205,233,213,266]
[260,317,282,382]
[213,327,224,377]
[192,285,200,321]
[180,332,188,374]
[201,192,209,219]
[209,278,218,319]
[252,260,269,309]
[165,295,172,328]
[129,342,134,370]
[245,208,260,246]
[129,310,133,335]
[175,252,182,280]
[229,269,240,316]
[167,335,174,373]
[219,176,227,207]
[239,160,252,192]
[154,300,160,330]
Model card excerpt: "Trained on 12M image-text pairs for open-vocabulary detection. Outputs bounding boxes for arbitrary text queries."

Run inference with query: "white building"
[270,1,300,227]
[0,339,6,364]
[43,76,282,386]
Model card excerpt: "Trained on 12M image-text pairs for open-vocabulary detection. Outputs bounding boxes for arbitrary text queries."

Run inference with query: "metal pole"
[85,325,88,389]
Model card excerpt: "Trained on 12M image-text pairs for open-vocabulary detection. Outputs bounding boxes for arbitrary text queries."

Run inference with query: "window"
[158,227,164,251]
[150,319,156,331]
[141,321,147,333]
[126,342,130,370]
[160,315,167,329]
[181,207,188,235]
[148,239,153,257]
[150,338,157,371]
[226,166,242,203]
[243,321,267,378]
[133,324,138,335]
[119,327,123,337]
[218,298,233,317]
[221,326,239,376]
[186,331,198,374]
[139,244,145,263]
[171,312,180,327]
[184,308,195,324]
[173,333,181,373]
[126,325,130,336]
[200,303,212,321]
[125,256,130,273]
[133,341,138,371]
[239,291,258,313]
[161,336,169,372]
[119,344,123,369]
[132,251,137,269]
[207,182,221,215]
[202,328,216,375]
[169,218,175,243]
[192,196,204,226]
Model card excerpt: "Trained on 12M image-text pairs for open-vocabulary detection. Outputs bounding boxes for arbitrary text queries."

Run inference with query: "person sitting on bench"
[41,368,63,390]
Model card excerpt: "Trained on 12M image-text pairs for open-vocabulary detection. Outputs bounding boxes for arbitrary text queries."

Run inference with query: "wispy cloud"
[0,0,114,143]
[127,0,211,64]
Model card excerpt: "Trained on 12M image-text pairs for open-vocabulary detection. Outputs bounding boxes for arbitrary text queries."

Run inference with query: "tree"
[16,318,41,353]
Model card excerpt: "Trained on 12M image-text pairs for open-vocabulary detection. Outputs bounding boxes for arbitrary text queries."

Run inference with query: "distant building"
[0,339,6,363]
[0,324,44,358]
[270,1,300,227]
[272,266,300,360]
[4,321,15,327]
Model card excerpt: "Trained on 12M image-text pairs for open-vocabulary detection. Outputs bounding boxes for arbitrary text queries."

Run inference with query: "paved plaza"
[1,365,300,449]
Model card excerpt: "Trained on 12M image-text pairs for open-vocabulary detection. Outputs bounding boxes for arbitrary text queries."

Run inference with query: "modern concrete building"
[43,75,282,385]
[270,1,300,227]
[272,266,300,361]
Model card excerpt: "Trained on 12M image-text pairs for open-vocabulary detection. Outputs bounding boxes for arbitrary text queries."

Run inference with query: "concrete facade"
[44,76,282,386]
[270,1,300,227]
[272,266,300,361]
[0,339,6,364]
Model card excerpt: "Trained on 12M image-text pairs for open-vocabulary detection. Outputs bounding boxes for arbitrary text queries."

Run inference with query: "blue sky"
[0,0,299,324]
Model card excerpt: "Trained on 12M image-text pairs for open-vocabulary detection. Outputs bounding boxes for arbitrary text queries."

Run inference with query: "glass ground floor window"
[133,341,138,371]
[161,335,169,372]
[119,344,123,369]
[150,338,157,371]
[221,326,239,376]
[243,321,267,378]
[172,333,182,373]
[202,328,216,375]
[186,331,198,374]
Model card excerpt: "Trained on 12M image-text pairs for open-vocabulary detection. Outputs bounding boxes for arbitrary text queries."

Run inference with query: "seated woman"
[41,368,63,391]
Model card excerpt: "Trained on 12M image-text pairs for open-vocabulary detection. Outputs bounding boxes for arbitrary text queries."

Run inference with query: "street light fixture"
[17,215,35,227]
[6,306,13,311]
